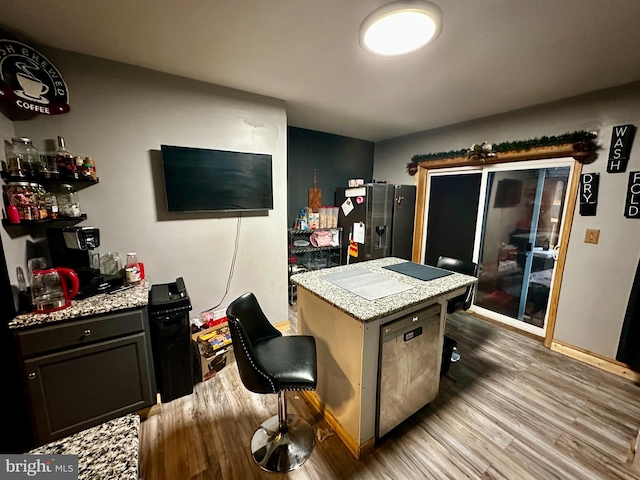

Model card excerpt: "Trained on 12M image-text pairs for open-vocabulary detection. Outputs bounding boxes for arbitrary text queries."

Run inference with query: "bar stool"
[226,292,317,472]
[436,256,479,366]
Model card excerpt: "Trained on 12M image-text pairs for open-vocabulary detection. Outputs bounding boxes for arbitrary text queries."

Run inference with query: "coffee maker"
[46,226,124,299]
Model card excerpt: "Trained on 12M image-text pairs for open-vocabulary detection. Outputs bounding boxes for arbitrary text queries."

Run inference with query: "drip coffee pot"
[31,267,79,313]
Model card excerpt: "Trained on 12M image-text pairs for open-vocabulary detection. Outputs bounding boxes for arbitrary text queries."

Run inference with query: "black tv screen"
[161,145,273,212]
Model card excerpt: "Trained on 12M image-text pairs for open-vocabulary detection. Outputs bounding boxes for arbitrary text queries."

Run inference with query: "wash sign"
[625,171,640,219]
[607,124,636,173]
[579,173,599,216]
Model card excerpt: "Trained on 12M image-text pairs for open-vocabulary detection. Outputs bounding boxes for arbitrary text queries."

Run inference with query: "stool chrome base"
[251,413,315,472]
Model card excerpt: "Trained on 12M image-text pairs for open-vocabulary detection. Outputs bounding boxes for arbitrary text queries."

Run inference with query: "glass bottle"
[6,181,39,221]
[74,156,84,179]
[125,253,141,285]
[56,183,82,217]
[38,153,51,178]
[42,152,59,178]
[5,140,25,177]
[100,252,122,276]
[31,183,48,220]
[44,191,58,219]
[12,138,42,177]
[56,136,74,179]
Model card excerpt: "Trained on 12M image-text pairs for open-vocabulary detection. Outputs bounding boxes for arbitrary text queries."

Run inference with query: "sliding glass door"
[424,159,575,335]
[473,163,571,333]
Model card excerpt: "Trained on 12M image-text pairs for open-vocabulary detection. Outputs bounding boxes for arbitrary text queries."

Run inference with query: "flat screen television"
[161,145,273,212]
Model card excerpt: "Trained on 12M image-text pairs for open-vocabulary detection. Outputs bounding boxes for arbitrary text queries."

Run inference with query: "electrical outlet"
[585,228,600,244]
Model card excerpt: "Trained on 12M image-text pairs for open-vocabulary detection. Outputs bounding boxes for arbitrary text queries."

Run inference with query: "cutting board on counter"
[308,170,321,210]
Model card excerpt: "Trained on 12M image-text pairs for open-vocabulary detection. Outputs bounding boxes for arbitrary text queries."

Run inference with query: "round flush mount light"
[359,0,442,57]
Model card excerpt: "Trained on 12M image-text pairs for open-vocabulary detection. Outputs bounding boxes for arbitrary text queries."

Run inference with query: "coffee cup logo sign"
[0,39,70,120]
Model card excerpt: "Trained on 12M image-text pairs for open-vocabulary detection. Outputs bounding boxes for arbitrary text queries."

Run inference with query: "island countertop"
[290,257,476,322]
[9,281,149,330]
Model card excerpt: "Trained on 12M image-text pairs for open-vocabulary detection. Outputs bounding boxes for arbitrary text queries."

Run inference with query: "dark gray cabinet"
[14,307,156,446]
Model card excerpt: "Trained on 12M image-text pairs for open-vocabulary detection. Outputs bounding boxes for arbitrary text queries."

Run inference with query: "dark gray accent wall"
[287,127,374,227]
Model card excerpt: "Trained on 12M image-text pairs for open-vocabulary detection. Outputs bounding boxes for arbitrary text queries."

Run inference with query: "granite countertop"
[9,281,149,330]
[290,257,476,322]
[28,414,140,480]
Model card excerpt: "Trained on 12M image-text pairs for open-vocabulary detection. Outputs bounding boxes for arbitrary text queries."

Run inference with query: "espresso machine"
[46,226,124,299]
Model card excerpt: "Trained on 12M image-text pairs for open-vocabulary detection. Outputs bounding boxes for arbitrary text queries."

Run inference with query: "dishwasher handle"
[403,326,422,342]
[382,312,439,343]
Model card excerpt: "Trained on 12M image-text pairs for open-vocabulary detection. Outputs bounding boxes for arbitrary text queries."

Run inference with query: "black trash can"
[149,277,194,402]
[440,335,457,376]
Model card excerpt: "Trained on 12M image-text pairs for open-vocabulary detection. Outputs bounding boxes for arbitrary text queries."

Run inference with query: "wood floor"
[140,311,640,479]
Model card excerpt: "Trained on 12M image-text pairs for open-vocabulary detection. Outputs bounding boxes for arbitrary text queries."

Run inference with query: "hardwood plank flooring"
[140,310,640,479]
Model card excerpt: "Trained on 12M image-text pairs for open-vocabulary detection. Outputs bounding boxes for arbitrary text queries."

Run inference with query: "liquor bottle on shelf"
[55,136,77,179]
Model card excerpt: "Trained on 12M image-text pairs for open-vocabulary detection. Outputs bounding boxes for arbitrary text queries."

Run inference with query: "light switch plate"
[585,228,600,244]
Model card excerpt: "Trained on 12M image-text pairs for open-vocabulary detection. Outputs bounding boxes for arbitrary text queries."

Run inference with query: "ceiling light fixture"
[359,0,442,57]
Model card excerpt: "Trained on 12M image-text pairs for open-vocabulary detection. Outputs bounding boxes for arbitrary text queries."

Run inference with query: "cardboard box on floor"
[192,323,235,382]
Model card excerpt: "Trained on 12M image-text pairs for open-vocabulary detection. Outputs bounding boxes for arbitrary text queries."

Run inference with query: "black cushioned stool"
[226,292,317,472]
[436,256,478,313]
[436,256,479,370]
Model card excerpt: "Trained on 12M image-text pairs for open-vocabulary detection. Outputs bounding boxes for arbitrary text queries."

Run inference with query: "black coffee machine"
[46,226,124,299]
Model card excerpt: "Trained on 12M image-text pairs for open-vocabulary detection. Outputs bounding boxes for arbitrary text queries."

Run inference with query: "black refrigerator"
[336,184,416,263]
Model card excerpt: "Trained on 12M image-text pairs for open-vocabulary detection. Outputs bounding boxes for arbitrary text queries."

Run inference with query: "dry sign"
[579,173,599,216]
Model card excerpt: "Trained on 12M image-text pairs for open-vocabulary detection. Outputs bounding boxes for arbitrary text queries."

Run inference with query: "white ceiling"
[3,0,640,142]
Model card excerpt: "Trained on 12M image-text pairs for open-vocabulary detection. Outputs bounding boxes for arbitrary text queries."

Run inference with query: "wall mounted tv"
[161,145,273,212]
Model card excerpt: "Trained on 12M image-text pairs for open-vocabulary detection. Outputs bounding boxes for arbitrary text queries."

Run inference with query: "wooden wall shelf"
[2,214,88,229]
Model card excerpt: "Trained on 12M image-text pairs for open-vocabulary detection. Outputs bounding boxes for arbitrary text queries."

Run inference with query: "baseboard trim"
[466,311,543,342]
[137,400,163,420]
[550,340,640,384]
[301,390,370,459]
[273,320,291,333]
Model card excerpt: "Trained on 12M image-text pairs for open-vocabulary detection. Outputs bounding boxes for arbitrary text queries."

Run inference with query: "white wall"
[0,113,14,161]
[1,47,289,322]
[374,82,640,360]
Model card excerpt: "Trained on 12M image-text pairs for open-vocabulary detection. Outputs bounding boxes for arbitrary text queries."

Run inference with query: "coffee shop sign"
[0,39,70,120]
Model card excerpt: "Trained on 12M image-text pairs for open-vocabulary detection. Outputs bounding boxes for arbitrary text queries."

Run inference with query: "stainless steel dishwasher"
[377,303,442,437]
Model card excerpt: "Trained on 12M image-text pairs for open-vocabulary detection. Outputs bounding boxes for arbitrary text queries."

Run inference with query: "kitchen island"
[290,257,476,458]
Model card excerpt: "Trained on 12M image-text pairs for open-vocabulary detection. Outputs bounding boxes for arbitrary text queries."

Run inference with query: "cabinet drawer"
[16,308,147,358]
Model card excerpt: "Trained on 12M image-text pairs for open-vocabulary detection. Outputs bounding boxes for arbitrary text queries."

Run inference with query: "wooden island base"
[301,390,375,459]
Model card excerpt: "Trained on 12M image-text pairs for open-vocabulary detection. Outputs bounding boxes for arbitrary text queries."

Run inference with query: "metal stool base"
[251,413,315,472]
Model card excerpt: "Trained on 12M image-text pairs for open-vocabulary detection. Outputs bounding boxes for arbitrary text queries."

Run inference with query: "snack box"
[192,323,235,382]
